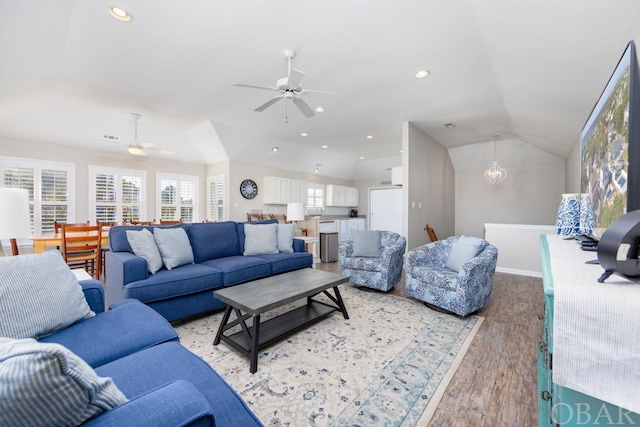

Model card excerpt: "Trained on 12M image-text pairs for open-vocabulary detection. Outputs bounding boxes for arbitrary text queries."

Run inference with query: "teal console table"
[539,234,640,426]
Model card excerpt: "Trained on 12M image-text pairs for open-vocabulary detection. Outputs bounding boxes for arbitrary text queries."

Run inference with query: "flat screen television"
[580,41,640,240]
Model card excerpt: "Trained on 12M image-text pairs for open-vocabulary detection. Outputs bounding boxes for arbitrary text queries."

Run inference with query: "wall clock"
[240,179,258,199]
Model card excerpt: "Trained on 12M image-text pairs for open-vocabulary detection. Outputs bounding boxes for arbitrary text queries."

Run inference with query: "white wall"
[566,139,581,193]
[450,138,565,238]
[403,122,455,250]
[0,136,208,222]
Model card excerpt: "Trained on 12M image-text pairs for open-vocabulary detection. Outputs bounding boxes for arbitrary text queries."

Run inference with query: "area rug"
[175,284,483,426]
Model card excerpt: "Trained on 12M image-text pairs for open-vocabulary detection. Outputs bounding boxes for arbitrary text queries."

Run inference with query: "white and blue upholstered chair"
[404,235,498,316]
[339,230,406,292]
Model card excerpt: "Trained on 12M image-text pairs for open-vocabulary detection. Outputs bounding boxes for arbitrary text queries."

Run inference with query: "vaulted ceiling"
[1,1,639,179]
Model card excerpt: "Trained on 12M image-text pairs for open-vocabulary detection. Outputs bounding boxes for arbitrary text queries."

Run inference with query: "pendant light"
[484,137,507,184]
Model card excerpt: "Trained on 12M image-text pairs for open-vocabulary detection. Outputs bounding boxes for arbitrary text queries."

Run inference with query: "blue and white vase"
[579,194,595,236]
[556,193,581,236]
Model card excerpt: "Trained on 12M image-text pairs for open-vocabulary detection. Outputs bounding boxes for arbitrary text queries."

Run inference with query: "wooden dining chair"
[97,221,117,279]
[54,220,90,233]
[129,220,153,225]
[61,224,102,280]
[425,224,438,242]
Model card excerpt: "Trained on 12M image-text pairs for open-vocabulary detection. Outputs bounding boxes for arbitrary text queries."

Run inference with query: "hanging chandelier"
[484,139,507,184]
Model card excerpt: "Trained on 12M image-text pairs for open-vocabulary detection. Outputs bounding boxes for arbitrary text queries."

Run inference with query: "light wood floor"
[315,262,542,426]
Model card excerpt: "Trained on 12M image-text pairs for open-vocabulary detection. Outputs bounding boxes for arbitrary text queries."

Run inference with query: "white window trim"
[0,156,76,234]
[307,183,325,209]
[206,175,227,222]
[156,172,199,223]
[89,165,147,223]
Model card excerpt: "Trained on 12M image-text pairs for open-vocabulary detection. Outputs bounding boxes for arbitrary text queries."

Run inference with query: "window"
[307,183,324,209]
[206,175,226,222]
[0,157,75,233]
[157,173,198,223]
[89,166,146,223]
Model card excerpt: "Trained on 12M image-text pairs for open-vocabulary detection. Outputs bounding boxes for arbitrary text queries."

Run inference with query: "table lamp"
[0,188,31,256]
[286,202,305,236]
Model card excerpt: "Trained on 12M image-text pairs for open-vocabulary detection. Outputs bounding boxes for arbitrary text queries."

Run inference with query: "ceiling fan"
[233,49,339,122]
[111,113,154,156]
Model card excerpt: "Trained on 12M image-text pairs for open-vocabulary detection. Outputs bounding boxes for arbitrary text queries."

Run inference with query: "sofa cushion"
[251,252,313,275]
[154,227,194,270]
[277,223,295,253]
[126,228,164,274]
[243,223,279,255]
[189,221,241,263]
[351,229,382,257]
[0,251,95,340]
[201,256,271,286]
[0,338,127,427]
[446,236,484,272]
[124,263,223,303]
[40,299,179,368]
[95,341,262,426]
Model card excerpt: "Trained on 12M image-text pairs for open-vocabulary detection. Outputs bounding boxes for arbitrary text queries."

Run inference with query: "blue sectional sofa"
[106,220,313,321]
[0,251,262,426]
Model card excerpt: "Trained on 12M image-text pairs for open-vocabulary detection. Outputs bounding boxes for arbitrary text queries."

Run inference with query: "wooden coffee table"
[213,268,349,373]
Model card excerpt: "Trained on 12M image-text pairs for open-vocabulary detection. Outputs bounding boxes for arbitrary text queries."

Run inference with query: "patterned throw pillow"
[126,228,164,274]
[0,251,95,339]
[154,227,195,270]
[0,337,127,426]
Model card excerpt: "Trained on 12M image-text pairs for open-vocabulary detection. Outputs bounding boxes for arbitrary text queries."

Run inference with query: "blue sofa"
[10,277,262,426]
[106,220,313,321]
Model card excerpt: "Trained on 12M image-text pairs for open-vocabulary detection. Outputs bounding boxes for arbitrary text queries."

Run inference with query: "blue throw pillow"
[351,230,382,257]
[277,223,295,253]
[0,251,95,339]
[0,337,127,426]
[126,228,164,274]
[244,223,279,255]
[446,236,484,272]
[153,227,195,270]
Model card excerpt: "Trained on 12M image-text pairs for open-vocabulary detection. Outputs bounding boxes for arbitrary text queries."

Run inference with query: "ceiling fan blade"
[233,83,277,91]
[255,96,283,112]
[300,89,342,96]
[139,142,153,148]
[287,68,305,89]
[293,97,315,118]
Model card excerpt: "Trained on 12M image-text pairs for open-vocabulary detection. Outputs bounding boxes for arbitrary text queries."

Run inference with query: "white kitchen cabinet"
[290,180,308,204]
[326,184,359,207]
[337,218,365,241]
[263,176,291,204]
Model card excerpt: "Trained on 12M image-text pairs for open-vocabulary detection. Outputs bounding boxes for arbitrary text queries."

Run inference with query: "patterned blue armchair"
[404,236,498,316]
[339,231,406,292]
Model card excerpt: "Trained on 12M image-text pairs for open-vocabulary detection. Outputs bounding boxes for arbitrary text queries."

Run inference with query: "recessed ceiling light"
[366,135,374,140]
[443,122,455,128]
[414,70,430,79]
[400,150,403,153]
[271,146,279,152]
[301,132,308,137]
[107,6,132,22]
[321,145,328,149]
[359,156,365,160]
[314,107,325,113]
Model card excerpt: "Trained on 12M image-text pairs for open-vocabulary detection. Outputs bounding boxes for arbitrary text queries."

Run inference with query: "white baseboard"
[496,266,542,278]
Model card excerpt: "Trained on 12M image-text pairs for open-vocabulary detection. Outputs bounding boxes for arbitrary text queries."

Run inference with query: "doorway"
[369,187,402,234]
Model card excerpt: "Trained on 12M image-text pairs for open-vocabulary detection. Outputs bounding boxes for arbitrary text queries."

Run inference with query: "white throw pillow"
[126,228,164,274]
[0,251,95,340]
[0,337,127,426]
[153,227,195,270]
[277,223,295,253]
[244,223,279,255]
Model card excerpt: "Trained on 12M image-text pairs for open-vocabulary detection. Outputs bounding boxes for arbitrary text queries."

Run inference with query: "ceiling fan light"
[128,146,144,156]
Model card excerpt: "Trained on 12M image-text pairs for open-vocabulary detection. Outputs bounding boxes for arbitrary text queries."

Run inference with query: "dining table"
[30,232,109,254]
